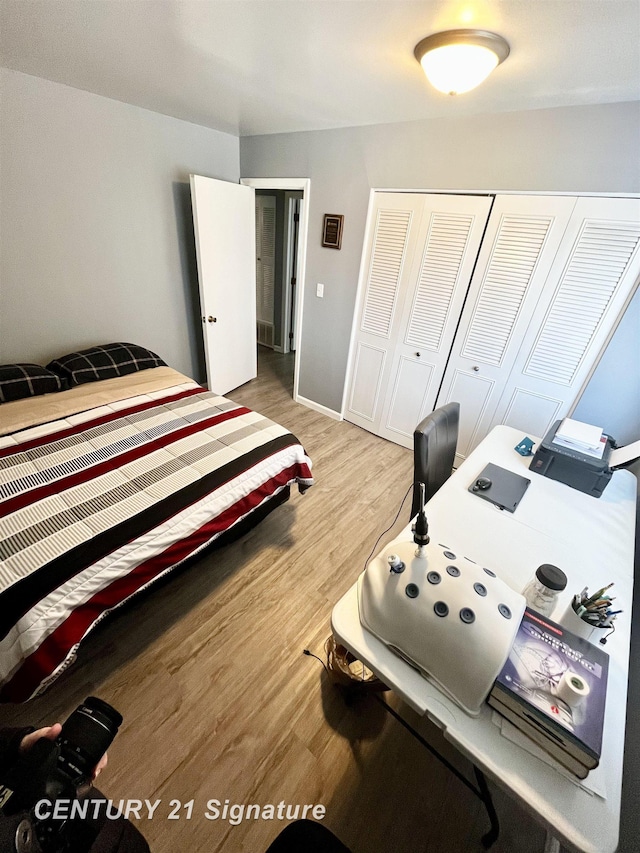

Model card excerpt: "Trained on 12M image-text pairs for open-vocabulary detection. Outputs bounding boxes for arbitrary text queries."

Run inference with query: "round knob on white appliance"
[387,554,406,574]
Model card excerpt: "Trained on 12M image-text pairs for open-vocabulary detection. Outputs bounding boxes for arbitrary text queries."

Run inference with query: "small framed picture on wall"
[322,214,344,249]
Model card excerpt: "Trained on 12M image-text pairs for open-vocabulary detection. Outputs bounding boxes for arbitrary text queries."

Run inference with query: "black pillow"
[47,343,166,386]
[0,363,66,404]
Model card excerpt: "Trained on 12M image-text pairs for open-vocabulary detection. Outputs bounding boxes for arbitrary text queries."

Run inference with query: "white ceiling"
[1,1,639,137]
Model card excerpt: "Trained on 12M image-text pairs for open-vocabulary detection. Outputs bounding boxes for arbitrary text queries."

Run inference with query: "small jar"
[522,564,567,617]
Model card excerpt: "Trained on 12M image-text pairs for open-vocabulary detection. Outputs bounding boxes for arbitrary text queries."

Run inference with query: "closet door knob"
[208,316,217,323]
[472,365,480,372]
[415,352,421,358]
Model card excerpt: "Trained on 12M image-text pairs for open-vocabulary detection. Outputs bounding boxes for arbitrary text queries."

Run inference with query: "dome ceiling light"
[414,29,510,96]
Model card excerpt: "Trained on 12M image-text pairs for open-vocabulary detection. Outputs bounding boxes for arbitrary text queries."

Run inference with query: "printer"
[530,419,638,498]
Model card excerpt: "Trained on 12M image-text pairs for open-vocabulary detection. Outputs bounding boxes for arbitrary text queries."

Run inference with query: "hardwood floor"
[0,349,551,852]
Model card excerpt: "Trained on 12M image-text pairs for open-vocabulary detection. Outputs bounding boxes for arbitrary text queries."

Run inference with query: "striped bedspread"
[0,376,313,701]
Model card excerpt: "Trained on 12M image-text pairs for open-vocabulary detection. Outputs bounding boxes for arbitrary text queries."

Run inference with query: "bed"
[0,362,313,702]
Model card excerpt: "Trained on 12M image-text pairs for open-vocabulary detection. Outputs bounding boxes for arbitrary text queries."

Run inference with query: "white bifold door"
[190,174,257,395]
[345,193,493,447]
[433,194,577,463]
[345,192,640,459]
[436,196,640,464]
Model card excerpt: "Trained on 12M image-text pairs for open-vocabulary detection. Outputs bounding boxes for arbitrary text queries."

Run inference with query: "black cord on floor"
[303,648,330,675]
[363,483,413,571]
[304,484,412,683]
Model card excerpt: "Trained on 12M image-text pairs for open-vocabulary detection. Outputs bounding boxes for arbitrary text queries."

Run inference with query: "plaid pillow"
[47,342,166,386]
[0,363,65,404]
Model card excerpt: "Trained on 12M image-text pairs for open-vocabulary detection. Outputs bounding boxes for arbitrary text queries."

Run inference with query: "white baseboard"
[295,394,342,421]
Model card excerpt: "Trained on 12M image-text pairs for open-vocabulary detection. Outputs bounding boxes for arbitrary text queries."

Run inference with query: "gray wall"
[0,69,240,380]
[240,101,640,427]
[2,72,637,434]
[573,286,640,445]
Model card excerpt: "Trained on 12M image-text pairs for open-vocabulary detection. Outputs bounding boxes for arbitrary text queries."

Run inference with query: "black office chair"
[410,402,460,520]
[265,820,352,853]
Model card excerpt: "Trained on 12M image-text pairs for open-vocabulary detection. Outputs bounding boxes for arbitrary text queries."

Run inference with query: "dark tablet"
[468,463,531,513]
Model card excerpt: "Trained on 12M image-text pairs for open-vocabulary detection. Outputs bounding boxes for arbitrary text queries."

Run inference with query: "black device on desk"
[468,463,530,513]
[529,420,615,498]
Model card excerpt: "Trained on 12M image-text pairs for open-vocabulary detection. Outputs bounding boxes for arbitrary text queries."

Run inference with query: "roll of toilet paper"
[556,670,590,707]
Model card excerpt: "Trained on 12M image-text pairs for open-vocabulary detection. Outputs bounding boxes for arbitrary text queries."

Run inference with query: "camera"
[0,697,122,853]
[52,697,122,791]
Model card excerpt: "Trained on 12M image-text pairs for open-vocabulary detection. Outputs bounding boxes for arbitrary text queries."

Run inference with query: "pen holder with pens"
[562,601,608,641]
[561,584,619,644]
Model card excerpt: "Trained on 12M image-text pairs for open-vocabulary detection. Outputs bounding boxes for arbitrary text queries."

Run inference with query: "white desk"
[331,426,637,853]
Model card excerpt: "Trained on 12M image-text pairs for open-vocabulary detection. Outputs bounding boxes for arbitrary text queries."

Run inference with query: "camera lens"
[57,697,122,783]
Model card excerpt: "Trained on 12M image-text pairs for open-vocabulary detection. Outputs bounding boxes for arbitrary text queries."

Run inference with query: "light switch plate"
[316,283,324,298]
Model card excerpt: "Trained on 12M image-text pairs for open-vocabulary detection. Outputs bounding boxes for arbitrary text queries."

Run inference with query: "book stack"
[552,417,607,460]
[488,609,608,779]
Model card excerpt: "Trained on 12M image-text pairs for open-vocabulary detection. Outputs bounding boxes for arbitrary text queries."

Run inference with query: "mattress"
[0,368,313,701]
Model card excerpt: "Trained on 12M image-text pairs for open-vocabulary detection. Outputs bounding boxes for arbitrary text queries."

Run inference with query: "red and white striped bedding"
[0,370,313,701]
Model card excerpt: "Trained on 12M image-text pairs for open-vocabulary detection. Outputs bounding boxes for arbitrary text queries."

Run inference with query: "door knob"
[415,352,421,358]
[208,316,217,323]
[472,365,480,372]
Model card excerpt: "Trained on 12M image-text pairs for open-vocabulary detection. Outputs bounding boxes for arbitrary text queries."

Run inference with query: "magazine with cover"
[489,608,609,769]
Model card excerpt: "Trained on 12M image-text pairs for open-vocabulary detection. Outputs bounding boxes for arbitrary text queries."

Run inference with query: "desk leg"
[372,695,500,848]
[543,831,561,853]
[473,767,500,849]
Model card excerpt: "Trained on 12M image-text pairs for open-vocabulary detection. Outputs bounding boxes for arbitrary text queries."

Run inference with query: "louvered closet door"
[255,195,276,347]
[375,194,493,447]
[344,193,426,434]
[435,195,578,464]
[488,196,640,439]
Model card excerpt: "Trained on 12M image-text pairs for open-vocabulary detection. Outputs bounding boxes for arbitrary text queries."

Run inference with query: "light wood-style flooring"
[0,349,552,852]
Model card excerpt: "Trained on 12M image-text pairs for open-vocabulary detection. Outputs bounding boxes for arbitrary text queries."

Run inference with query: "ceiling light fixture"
[414,29,510,96]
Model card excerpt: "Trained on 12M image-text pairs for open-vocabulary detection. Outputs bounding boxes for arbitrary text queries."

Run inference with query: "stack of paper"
[611,439,640,468]
[553,418,606,459]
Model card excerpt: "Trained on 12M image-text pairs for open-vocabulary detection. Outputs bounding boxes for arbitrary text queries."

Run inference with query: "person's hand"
[19,724,108,781]
[92,751,108,780]
[19,723,62,753]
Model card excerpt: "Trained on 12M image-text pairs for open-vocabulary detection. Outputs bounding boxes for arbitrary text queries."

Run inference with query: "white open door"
[190,174,256,394]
